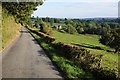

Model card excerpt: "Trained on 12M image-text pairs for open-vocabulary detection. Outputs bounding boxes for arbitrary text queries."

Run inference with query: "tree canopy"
[2,2,43,25]
[100,28,120,53]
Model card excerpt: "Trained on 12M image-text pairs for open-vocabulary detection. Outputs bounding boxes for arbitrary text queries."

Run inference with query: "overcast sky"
[31,0,119,18]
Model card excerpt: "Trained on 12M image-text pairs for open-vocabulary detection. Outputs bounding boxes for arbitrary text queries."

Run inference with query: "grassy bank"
[1,9,21,50]
[28,26,118,78]
[53,30,118,77]
[28,29,94,79]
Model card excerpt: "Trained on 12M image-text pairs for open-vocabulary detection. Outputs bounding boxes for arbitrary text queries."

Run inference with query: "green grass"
[53,30,118,77]
[29,31,94,79]
[53,30,107,49]
[2,9,21,50]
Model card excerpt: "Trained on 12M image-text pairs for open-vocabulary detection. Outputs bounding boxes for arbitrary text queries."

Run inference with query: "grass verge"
[28,29,94,79]
[2,9,21,50]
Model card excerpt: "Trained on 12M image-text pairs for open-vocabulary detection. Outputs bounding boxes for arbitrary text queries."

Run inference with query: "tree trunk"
[114,48,119,53]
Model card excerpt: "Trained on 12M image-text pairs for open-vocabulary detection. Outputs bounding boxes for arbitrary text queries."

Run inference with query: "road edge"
[0,29,21,55]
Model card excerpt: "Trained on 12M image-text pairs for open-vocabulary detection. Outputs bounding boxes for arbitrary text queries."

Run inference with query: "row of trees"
[31,17,120,53]
[32,17,119,35]
[31,18,53,35]
[31,17,60,26]
[64,19,120,53]
[64,19,120,35]
[2,2,43,26]
[100,28,120,53]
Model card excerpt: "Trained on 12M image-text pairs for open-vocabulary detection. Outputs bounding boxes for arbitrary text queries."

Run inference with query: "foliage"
[27,19,33,27]
[29,31,93,79]
[53,30,119,79]
[40,22,53,35]
[77,27,84,34]
[66,24,78,34]
[53,42,103,69]
[53,42,118,79]
[2,2,43,50]
[100,28,120,53]
[32,18,120,35]
[30,27,118,79]
[2,2,43,25]
[2,9,21,49]
[27,27,55,43]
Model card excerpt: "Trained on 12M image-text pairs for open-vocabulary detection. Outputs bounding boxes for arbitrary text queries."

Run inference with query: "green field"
[29,29,94,79]
[53,30,118,76]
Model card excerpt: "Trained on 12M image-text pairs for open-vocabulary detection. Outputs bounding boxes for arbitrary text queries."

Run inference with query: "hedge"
[27,26,55,43]
[27,26,117,79]
[53,42,117,80]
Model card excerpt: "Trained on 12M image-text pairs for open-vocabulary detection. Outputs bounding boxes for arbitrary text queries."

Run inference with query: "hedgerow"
[28,27,118,79]
[53,42,118,80]
[27,26,55,43]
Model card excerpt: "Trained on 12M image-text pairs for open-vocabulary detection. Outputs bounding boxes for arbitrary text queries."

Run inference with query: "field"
[28,29,94,79]
[53,30,118,75]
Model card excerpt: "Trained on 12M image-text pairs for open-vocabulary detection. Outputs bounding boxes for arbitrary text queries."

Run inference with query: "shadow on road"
[32,39,39,44]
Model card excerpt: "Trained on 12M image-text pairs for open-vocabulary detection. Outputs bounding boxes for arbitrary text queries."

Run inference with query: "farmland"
[53,30,118,76]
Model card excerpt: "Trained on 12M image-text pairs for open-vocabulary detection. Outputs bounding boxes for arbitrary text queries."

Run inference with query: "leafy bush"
[30,32,94,79]
[93,68,117,80]
[44,36,55,43]
[53,42,102,70]
[27,27,55,43]
[53,42,118,79]
[40,22,53,36]
[28,27,118,79]
[66,24,78,34]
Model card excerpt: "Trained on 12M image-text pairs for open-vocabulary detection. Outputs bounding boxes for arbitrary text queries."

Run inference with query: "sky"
[31,0,120,18]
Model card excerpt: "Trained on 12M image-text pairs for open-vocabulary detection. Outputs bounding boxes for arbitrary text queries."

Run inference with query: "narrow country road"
[2,27,62,78]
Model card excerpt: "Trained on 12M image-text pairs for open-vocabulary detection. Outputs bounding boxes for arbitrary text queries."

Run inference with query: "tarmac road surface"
[2,27,62,78]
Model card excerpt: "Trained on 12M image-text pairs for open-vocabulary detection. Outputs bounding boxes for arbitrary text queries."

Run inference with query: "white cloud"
[32,1,118,18]
[45,0,119,2]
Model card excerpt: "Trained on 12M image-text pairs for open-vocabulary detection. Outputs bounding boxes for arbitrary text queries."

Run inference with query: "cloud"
[32,1,118,18]
[45,0,119,2]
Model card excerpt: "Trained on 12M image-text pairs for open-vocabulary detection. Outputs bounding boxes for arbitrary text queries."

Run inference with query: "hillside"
[1,9,21,50]
[53,30,118,77]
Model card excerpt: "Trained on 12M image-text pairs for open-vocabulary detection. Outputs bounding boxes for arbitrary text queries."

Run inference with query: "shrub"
[53,42,118,79]
[27,27,55,43]
[53,42,103,70]
[44,36,55,43]
[66,24,78,34]
[40,22,53,36]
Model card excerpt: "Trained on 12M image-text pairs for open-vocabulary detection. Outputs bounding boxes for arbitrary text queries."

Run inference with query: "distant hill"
[80,17,119,24]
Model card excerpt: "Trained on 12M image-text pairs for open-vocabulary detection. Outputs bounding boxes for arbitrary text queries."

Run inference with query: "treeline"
[31,17,120,35]
[80,18,120,23]
[31,17,60,26]
[2,2,43,49]
[31,17,120,53]
[2,2,43,26]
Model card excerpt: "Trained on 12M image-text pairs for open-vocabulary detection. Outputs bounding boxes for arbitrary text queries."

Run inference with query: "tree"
[2,2,43,25]
[54,18,60,23]
[27,19,33,27]
[65,19,73,25]
[100,28,120,53]
[40,22,53,35]
[38,18,44,24]
[77,27,84,34]
[50,18,54,26]
[67,24,78,34]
